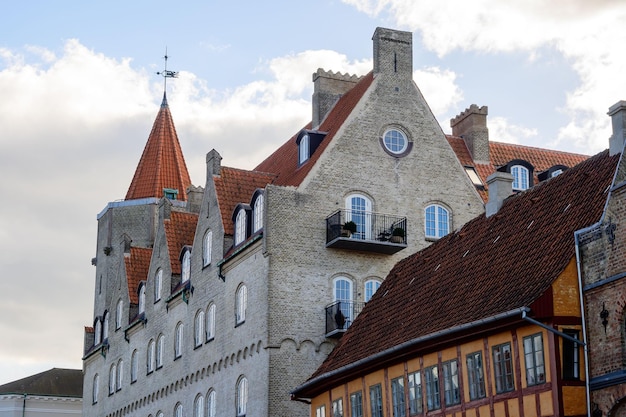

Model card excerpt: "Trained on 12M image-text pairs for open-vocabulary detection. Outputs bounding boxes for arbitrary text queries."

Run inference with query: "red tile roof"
[299,150,618,395]
[164,211,198,274]
[124,247,152,304]
[447,136,589,201]
[126,94,192,201]
[214,167,277,235]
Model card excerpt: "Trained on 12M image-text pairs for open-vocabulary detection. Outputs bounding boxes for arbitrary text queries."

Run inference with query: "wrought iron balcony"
[326,209,407,254]
[325,300,365,338]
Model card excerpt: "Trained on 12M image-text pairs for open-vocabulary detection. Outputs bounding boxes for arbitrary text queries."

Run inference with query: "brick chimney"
[372,27,413,78]
[608,100,626,156]
[485,171,513,217]
[451,105,490,164]
[312,69,361,129]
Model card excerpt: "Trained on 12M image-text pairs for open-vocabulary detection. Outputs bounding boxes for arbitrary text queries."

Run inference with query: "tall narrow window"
[94,319,102,346]
[203,230,213,267]
[103,311,109,341]
[345,194,372,240]
[425,365,440,411]
[237,376,248,417]
[334,277,353,329]
[316,405,327,417]
[147,339,155,374]
[391,377,406,417]
[116,359,123,391]
[92,374,99,404]
[175,403,183,417]
[139,284,146,314]
[511,165,530,190]
[350,392,363,417]
[206,303,216,341]
[194,394,205,417]
[108,363,116,395]
[182,250,191,283]
[425,204,449,239]
[154,269,163,302]
[369,384,383,417]
[131,350,138,383]
[236,285,247,325]
[523,333,545,386]
[466,351,486,400]
[235,210,247,245]
[493,343,515,393]
[195,310,205,348]
[563,330,580,380]
[156,334,164,369]
[115,300,123,330]
[253,194,264,232]
[206,390,216,417]
[408,371,422,415]
[364,280,381,302]
[332,398,344,417]
[299,134,310,164]
[175,322,184,359]
[442,360,460,405]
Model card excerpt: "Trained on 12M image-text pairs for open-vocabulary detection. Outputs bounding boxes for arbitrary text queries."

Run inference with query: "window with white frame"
[236,285,247,325]
[206,303,216,341]
[369,384,383,417]
[299,133,310,164]
[316,405,326,417]
[175,322,184,359]
[175,403,183,417]
[493,342,514,393]
[94,318,102,346]
[92,374,99,404]
[131,350,138,383]
[332,398,344,417]
[382,128,408,155]
[350,391,363,417]
[195,310,205,348]
[156,334,164,369]
[253,194,264,232]
[523,333,545,386]
[182,250,191,283]
[364,280,381,302]
[156,412,164,417]
[408,371,422,415]
[139,284,146,315]
[147,339,155,374]
[466,351,486,400]
[115,299,123,330]
[391,376,406,417]
[511,165,530,190]
[194,394,205,417]
[154,269,163,302]
[108,363,116,395]
[116,359,123,391]
[236,376,248,417]
[424,365,440,411]
[442,359,460,406]
[103,311,109,341]
[235,209,247,245]
[203,230,212,267]
[345,194,372,240]
[425,204,449,239]
[334,277,353,329]
[206,390,216,417]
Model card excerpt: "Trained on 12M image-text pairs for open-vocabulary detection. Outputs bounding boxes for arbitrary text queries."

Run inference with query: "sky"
[0,0,625,386]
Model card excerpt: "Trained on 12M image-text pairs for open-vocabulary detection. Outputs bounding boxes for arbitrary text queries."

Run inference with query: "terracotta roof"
[255,72,374,186]
[304,150,618,389]
[164,211,198,274]
[124,247,152,304]
[0,368,83,397]
[214,167,277,235]
[447,136,589,202]
[125,94,192,201]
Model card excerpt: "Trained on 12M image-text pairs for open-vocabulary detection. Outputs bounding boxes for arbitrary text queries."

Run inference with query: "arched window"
[116,359,123,391]
[253,194,264,232]
[92,374,99,404]
[195,310,205,348]
[147,339,155,373]
[235,210,247,245]
[175,322,184,359]
[236,376,248,417]
[195,394,205,417]
[364,280,381,302]
[511,165,530,191]
[94,318,102,346]
[109,363,116,395]
[139,284,146,314]
[156,412,164,417]
[115,299,123,330]
[236,285,247,325]
[182,250,191,283]
[102,311,109,341]
[203,230,213,267]
[334,277,354,329]
[154,269,163,302]
[206,303,216,341]
[156,334,164,369]
[175,403,183,417]
[206,389,216,417]
[131,350,138,383]
[345,194,373,240]
[425,204,450,239]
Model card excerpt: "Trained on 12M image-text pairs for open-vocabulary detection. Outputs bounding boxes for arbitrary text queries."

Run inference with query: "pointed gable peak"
[125,98,192,202]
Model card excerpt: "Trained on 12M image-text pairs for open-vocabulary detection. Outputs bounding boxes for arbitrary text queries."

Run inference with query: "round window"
[383,129,408,154]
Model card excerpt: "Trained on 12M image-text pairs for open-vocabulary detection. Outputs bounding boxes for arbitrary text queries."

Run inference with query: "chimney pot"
[608,100,626,156]
[485,171,513,217]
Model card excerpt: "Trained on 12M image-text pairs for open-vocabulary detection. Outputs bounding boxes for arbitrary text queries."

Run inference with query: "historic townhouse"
[82,27,588,417]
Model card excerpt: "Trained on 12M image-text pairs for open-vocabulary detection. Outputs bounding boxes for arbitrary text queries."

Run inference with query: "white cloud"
[413,66,463,116]
[488,116,538,145]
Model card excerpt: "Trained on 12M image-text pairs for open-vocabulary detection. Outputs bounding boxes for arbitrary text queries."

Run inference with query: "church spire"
[125,53,191,202]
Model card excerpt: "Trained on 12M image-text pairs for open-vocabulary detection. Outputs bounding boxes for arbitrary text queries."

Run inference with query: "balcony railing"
[325,300,365,338]
[326,210,407,254]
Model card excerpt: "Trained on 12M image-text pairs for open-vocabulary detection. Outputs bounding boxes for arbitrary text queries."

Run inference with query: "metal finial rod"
[156,48,178,94]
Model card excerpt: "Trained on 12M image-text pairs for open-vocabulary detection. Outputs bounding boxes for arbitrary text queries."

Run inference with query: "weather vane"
[156,48,178,94]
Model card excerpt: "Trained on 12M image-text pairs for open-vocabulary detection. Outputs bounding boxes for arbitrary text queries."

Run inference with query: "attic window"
[383,129,407,154]
[299,134,310,164]
[164,188,179,200]
[511,165,529,190]
[296,130,327,166]
[464,166,484,188]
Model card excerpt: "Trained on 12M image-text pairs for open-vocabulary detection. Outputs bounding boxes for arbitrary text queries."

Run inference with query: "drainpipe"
[22,393,26,417]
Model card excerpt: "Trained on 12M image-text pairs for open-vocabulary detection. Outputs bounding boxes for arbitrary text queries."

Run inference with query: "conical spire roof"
[125,93,192,201]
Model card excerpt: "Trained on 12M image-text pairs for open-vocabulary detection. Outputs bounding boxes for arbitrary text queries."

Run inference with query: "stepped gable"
[214,167,277,235]
[125,94,192,201]
[0,368,83,397]
[124,247,153,304]
[306,150,618,387]
[164,211,198,275]
[255,72,374,186]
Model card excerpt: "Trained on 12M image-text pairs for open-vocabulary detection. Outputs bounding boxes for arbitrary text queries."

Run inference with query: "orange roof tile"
[124,247,152,304]
[164,211,198,274]
[125,94,192,201]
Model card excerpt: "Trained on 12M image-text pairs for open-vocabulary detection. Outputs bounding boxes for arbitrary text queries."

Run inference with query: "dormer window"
[538,165,568,182]
[102,311,109,341]
[163,188,179,200]
[299,134,310,164]
[138,283,146,314]
[511,165,529,191]
[296,129,327,166]
[94,318,102,346]
[233,204,251,246]
[251,190,264,233]
[181,249,191,283]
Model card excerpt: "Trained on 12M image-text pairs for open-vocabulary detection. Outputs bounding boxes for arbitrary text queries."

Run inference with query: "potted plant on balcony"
[390,227,405,243]
[342,221,357,237]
